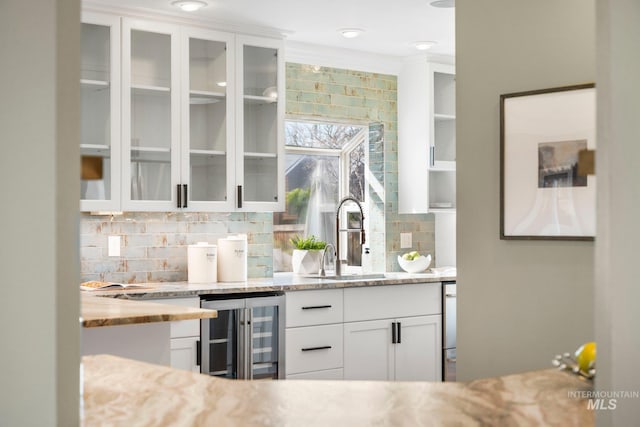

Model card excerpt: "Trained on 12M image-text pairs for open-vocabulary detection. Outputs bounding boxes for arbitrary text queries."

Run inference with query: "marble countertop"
[84,271,457,300]
[82,354,593,426]
[81,294,217,328]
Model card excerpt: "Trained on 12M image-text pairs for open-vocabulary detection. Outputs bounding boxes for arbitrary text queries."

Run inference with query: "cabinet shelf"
[430,162,456,172]
[244,95,277,104]
[434,113,456,121]
[245,152,277,159]
[81,79,109,90]
[81,144,111,156]
[190,149,226,156]
[132,84,170,95]
[130,146,171,163]
[190,90,225,105]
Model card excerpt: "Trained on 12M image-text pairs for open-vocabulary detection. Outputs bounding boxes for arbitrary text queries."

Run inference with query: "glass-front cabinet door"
[80,13,121,212]
[235,36,285,211]
[181,28,235,211]
[122,19,181,211]
[428,63,456,212]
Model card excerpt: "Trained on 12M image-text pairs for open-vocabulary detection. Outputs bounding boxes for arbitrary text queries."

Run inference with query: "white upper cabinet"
[181,28,236,211]
[80,13,121,212]
[121,18,181,211]
[398,59,456,214]
[81,12,284,213]
[235,35,285,211]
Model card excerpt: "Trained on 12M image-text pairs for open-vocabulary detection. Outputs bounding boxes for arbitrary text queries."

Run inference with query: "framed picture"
[500,83,596,240]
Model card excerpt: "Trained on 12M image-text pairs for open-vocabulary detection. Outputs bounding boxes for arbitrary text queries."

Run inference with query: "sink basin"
[301,273,386,281]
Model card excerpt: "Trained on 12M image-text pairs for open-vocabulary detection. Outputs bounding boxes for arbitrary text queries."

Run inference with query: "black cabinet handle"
[196,340,201,366]
[301,346,332,352]
[392,322,397,344]
[177,184,182,208]
[397,322,401,344]
[301,305,332,310]
[237,185,243,208]
[182,184,188,208]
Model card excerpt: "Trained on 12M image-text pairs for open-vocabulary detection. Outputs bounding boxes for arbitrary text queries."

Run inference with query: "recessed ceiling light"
[171,0,207,12]
[339,28,364,39]
[430,0,455,8]
[413,41,437,51]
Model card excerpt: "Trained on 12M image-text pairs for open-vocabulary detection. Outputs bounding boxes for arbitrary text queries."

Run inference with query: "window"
[273,120,368,272]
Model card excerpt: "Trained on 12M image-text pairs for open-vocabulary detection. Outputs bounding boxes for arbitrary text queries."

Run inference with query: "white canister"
[188,242,217,283]
[217,235,248,282]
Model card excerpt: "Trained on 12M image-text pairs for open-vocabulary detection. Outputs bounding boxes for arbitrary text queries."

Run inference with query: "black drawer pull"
[301,346,332,352]
[301,305,332,310]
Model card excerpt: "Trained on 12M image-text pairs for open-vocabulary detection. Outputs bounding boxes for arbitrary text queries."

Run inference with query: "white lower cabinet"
[148,297,201,372]
[343,319,394,380]
[170,336,200,373]
[286,324,343,377]
[285,289,344,379]
[285,283,442,382]
[343,284,442,382]
[343,315,441,381]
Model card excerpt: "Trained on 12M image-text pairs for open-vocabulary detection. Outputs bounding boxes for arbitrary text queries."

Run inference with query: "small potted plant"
[290,235,327,275]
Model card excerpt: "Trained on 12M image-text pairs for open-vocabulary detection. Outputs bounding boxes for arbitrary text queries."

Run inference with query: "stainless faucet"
[318,243,336,277]
[335,196,366,277]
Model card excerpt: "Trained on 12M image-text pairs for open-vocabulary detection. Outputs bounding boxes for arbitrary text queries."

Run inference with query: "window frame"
[280,119,369,271]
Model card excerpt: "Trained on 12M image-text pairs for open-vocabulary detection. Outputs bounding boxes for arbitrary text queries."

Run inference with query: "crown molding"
[285,41,404,76]
[82,0,291,39]
[286,42,455,76]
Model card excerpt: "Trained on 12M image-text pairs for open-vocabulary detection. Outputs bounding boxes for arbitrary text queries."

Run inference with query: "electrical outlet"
[108,235,121,257]
[400,232,412,249]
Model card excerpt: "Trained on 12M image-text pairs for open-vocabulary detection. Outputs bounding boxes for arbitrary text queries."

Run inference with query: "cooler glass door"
[246,295,285,379]
[201,299,245,379]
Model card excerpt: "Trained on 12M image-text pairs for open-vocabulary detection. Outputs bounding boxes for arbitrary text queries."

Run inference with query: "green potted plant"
[290,235,327,275]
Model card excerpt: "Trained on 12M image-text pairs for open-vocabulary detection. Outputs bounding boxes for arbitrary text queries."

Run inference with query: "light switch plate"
[400,232,412,249]
[108,235,121,257]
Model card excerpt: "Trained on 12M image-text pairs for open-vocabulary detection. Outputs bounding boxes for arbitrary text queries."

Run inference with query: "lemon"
[575,341,596,373]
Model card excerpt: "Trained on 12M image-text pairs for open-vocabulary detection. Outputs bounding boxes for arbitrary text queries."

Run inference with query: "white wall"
[595,0,640,424]
[0,1,80,425]
[456,0,595,380]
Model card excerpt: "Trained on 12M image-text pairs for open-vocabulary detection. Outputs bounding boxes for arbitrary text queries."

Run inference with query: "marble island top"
[85,270,457,300]
[82,354,593,427]
[81,294,217,327]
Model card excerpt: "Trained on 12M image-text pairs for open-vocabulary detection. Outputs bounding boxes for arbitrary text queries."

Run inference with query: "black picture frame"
[500,83,596,241]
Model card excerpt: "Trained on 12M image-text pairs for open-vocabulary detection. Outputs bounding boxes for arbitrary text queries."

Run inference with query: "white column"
[595,0,640,424]
[0,0,80,425]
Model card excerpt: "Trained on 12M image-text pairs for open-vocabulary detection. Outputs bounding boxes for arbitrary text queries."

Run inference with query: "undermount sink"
[302,273,387,281]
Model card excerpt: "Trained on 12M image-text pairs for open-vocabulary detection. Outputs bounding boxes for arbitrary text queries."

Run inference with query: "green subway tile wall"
[286,63,434,272]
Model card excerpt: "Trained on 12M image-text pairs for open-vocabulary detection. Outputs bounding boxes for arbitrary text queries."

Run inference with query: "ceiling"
[88,0,455,58]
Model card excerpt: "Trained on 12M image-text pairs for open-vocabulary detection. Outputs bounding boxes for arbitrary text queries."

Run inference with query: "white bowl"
[397,254,432,274]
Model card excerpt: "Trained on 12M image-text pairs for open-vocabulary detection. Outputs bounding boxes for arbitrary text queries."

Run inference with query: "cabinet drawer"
[286,324,343,374]
[286,289,343,327]
[344,283,441,322]
[148,297,200,338]
[286,368,343,380]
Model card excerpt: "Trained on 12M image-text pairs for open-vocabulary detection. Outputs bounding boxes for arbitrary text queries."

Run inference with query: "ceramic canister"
[187,242,217,283]
[217,234,248,282]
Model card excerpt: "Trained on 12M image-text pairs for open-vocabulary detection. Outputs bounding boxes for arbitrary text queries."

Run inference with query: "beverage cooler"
[200,293,285,380]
